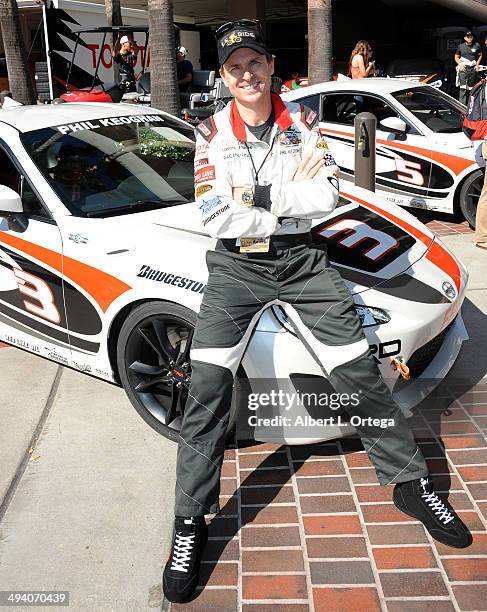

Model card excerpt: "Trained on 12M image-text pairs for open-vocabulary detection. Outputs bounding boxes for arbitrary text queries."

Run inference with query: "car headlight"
[271,305,390,333]
[429,79,443,88]
[355,306,390,327]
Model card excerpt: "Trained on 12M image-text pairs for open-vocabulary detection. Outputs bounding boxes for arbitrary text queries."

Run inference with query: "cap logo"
[223,32,242,46]
[222,30,256,46]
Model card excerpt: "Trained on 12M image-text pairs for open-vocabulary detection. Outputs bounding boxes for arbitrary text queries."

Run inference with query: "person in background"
[455,31,482,105]
[480,32,487,66]
[112,34,139,93]
[349,40,376,79]
[476,140,487,250]
[461,64,487,248]
[0,90,13,108]
[477,34,487,249]
[177,46,194,93]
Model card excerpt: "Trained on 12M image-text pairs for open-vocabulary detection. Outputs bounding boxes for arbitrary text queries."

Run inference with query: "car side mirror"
[380,117,407,134]
[0,185,28,232]
[0,185,23,214]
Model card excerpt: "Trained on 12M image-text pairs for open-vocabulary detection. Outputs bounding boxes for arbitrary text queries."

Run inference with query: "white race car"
[283,79,483,227]
[0,103,468,444]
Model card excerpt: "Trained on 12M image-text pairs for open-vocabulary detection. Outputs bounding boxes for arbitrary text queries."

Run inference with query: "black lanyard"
[243,131,278,184]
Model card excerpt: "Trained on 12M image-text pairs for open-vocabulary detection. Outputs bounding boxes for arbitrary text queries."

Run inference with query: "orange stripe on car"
[321,127,474,175]
[341,191,461,291]
[421,73,439,84]
[0,232,131,312]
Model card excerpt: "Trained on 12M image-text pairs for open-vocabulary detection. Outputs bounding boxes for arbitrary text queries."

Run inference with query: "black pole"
[141,30,149,75]
[65,33,80,91]
[354,112,376,192]
[92,32,107,91]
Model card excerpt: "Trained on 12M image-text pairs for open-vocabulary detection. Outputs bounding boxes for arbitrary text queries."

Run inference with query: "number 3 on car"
[14,268,61,324]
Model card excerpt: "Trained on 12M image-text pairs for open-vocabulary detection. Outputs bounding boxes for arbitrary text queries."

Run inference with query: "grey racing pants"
[175,243,428,516]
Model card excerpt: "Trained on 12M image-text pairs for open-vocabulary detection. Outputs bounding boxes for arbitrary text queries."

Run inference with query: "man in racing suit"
[162,19,471,604]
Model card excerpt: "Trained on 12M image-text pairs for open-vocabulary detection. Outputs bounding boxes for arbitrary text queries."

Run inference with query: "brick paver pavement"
[0,209,479,610]
[413,211,473,238]
[168,380,487,612]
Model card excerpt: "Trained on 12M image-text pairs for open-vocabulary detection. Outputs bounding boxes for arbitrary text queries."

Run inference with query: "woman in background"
[349,40,376,79]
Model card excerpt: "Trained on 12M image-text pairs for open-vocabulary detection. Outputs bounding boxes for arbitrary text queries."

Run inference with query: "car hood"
[150,183,464,298]
[429,130,478,154]
[312,184,464,303]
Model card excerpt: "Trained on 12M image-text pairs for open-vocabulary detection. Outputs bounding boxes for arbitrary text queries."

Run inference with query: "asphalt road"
[0,356,177,611]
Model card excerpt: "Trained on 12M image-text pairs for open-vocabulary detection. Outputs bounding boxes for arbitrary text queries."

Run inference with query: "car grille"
[393,318,457,395]
[408,318,456,378]
[394,318,456,394]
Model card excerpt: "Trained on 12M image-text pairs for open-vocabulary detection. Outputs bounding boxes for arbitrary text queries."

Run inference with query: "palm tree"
[148,0,179,115]
[307,0,333,86]
[0,0,36,104]
[105,0,123,84]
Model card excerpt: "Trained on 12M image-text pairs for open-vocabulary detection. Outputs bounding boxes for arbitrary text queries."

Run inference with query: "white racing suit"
[174,94,428,517]
[193,95,338,237]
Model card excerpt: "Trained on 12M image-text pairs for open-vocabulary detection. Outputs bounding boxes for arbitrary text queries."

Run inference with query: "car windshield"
[391,87,465,133]
[387,58,444,76]
[21,114,195,217]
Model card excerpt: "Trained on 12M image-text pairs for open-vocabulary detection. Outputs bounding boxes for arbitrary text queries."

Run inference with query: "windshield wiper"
[435,127,462,133]
[84,199,183,218]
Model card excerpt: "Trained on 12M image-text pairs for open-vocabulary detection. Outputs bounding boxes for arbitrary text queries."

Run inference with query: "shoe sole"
[163,573,198,604]
[393,493,472,549]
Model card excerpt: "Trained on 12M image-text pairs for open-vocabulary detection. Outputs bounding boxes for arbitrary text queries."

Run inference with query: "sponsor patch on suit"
[278,126,302,147]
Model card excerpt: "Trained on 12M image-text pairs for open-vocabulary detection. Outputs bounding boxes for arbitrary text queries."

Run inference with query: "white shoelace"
[170,521,196,572]
[420,478,455,525]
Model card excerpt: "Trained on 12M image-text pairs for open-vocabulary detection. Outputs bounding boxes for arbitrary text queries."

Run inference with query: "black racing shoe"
[162,516,208,603]
[393,476,472,548]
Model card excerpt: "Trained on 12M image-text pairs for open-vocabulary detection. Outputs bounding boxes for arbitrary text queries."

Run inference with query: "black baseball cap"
[466,31,474,36]
[215,19,269,66]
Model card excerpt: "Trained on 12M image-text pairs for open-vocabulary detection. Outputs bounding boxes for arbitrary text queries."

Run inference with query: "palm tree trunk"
[105,0,122,84]
[148,0,179,115]
[0,0,36,105]
[307,0,333,86]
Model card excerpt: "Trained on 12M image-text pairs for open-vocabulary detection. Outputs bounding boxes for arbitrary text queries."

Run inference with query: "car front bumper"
[240,309,468,445]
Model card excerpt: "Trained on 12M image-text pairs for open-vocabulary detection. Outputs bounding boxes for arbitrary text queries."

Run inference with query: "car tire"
[35,61,48,72]
[116,301,245,443]
[459,169,483,228]
[36,83,51,94]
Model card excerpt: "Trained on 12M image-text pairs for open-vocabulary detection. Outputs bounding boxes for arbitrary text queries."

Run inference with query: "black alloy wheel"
[459,169,483,228]
[116,302,241,442]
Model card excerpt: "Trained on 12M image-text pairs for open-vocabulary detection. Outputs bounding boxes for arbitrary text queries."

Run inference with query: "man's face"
[177,52,184,61]
[220,47,274,105]
[465,34,474,45]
